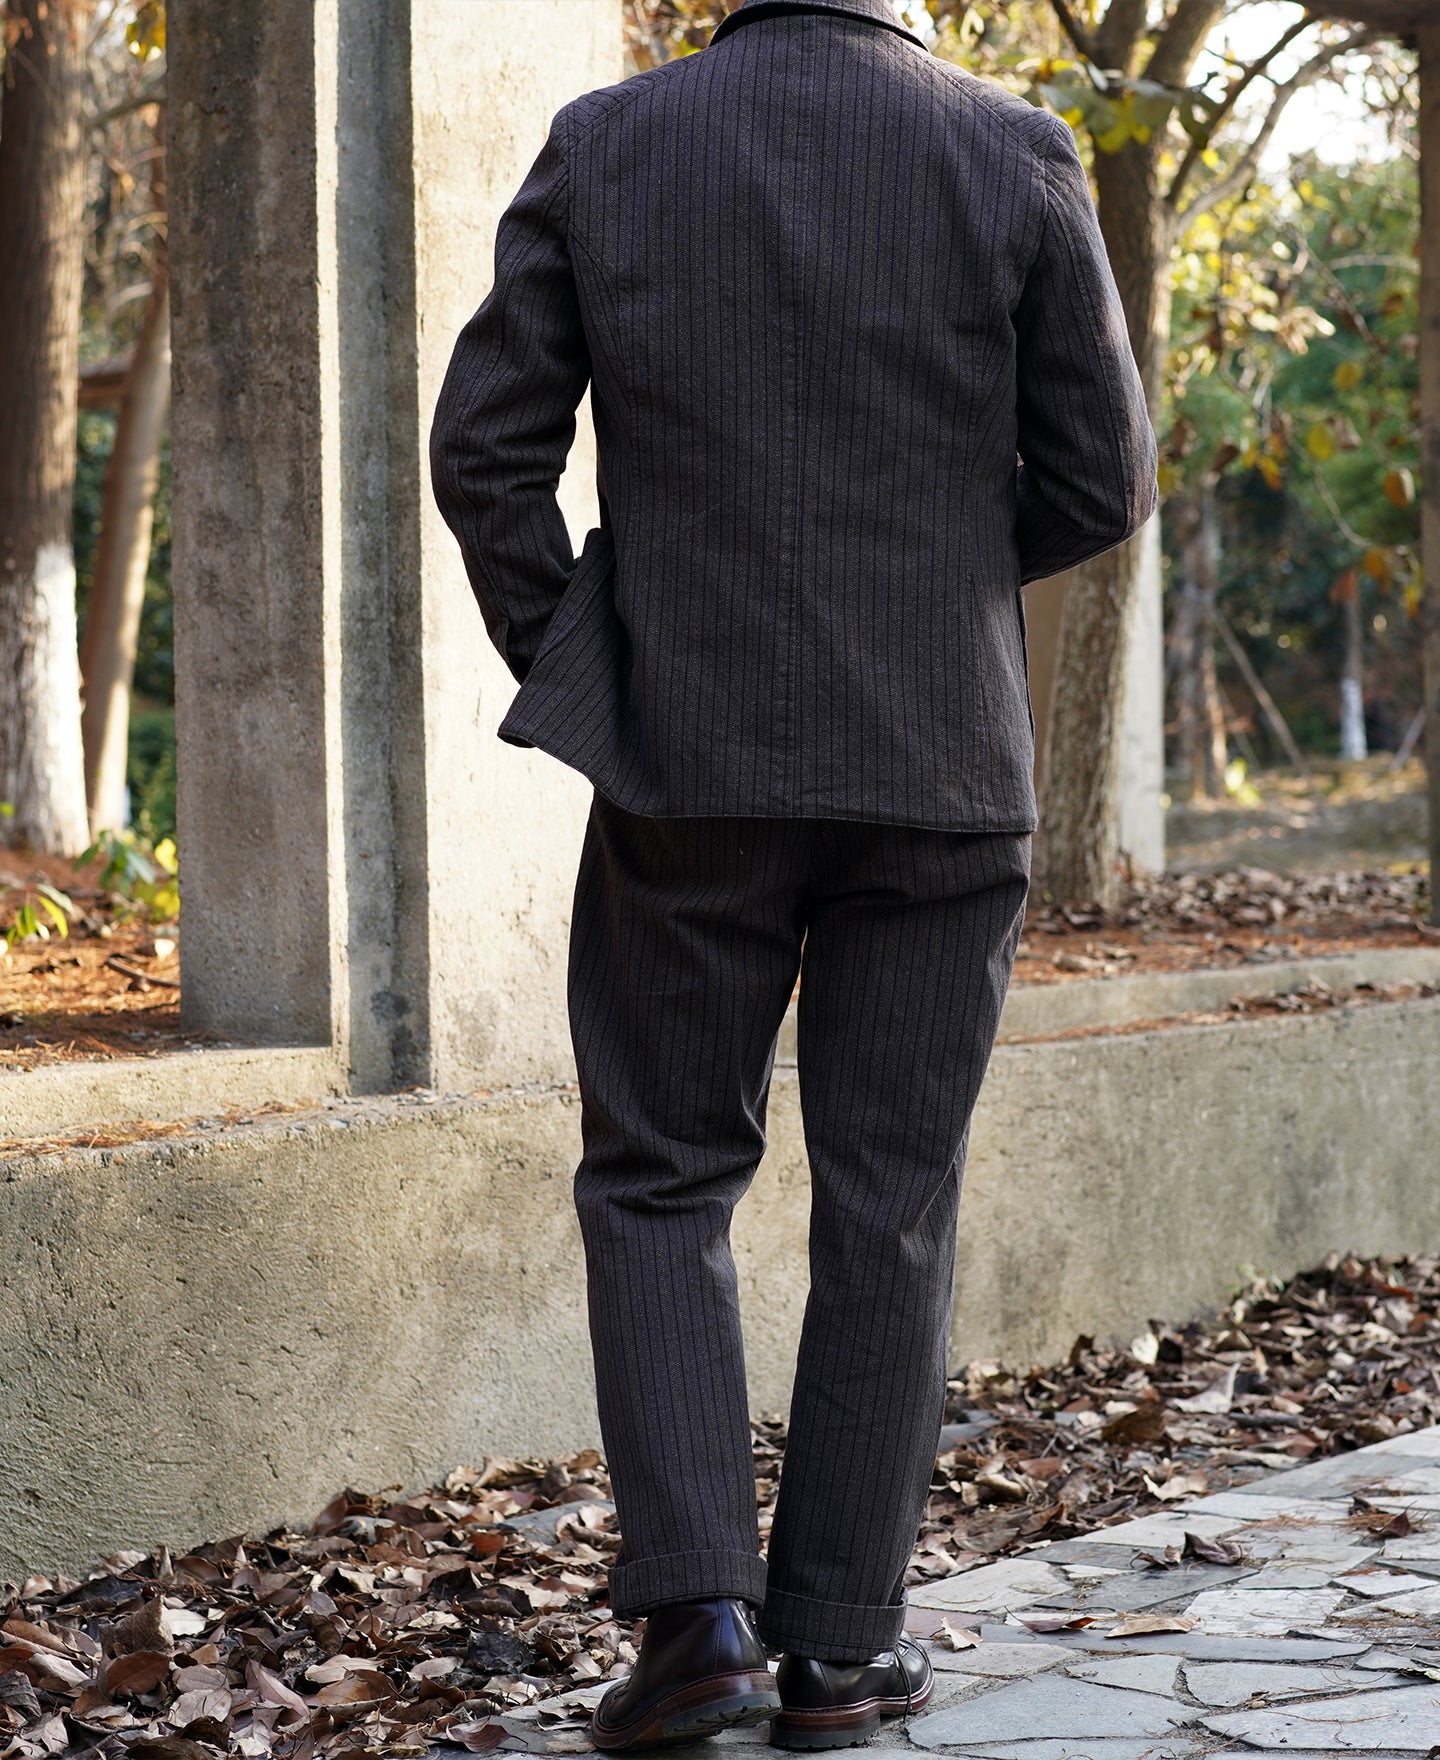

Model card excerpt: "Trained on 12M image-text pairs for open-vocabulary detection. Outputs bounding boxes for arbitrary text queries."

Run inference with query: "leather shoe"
[590,1597,780,1751]
[770,1634,933,1749]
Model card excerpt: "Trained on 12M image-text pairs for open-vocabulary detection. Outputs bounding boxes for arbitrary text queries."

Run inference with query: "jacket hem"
[497,718,1038,837]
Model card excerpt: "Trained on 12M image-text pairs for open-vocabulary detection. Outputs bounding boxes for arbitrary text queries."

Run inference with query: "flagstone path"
[508,1426,1440,1758]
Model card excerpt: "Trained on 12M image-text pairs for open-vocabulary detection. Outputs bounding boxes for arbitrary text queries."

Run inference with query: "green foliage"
[1163,148,1421,756]
[80,828,179,925]
[128,708,177,844]
[3,881,75,950]
[126,0,165,59]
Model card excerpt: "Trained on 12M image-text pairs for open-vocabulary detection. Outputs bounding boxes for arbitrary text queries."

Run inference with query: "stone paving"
[509,1426,1440,1758]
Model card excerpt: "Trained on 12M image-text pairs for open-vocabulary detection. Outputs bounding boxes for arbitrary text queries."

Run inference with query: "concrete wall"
[169,0,618,1094]
[6,995,1439,1578]
[410,3,619,1092]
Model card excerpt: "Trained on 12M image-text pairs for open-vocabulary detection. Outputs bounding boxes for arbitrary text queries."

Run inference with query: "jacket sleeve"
[1013,116,1158,586]
[429,114,591,683]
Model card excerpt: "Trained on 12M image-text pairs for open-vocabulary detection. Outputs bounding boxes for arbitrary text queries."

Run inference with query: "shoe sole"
[769,1667,934,1751]
[591,1669,781,1751]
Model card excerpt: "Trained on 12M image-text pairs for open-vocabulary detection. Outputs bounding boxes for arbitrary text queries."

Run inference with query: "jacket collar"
[710,0,926,50]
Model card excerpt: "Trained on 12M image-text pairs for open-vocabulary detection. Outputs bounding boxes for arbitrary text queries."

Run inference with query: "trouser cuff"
[607,1548,768,1617]
[758,1587,907,1662]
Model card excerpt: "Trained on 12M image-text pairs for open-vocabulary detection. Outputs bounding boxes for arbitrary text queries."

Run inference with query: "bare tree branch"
[1046,0,1098,67]
[1146,0,1226,91]
[1165,13,1313,210]
[86,80,165,131]
[1095,0,1148,74]
[1178,29,1376,222]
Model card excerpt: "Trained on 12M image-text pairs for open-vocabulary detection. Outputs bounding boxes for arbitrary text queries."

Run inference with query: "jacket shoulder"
[552,55,711,147]
[919,60,1066,161]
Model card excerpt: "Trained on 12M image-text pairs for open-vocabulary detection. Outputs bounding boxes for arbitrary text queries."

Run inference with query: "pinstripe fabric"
[569,795,1030,1659]
[430,0,1158,832]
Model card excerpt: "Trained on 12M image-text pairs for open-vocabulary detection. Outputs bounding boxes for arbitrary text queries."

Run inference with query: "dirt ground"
[2,760,1433,1069]
[1165,753,1429,875]
[1,850,191,1070]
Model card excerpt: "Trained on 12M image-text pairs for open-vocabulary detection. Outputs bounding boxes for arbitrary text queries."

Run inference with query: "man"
[431,0,1156,1748]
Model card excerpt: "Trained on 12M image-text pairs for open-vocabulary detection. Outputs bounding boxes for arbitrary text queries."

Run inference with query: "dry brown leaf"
[106,1649,170,1697]
[935,1620,981,1651]
[170,1686,233,1726]
[1100,1404,1169,1445]
[310,1672,389,1707]
[245,1660,309,1724]
[1106,1613,1197,1638]
[1145,1470,1208,1502]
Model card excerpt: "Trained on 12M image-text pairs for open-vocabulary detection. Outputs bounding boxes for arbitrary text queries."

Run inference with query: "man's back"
[430,7,1158,1730]
[431,0,1156,828]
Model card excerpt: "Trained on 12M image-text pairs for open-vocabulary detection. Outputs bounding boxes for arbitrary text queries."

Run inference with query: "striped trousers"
[568,795,1030,1662]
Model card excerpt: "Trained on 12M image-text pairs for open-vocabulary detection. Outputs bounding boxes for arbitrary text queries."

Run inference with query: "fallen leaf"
[1185,1532,1246,1565]
[172,1664,228,1692]
[1106,1613,1196,1638]
[1144,1470,1208,1503]
[125,1739,216,1760]
[20,1712,68,1756]
[447,1719,508,1752]
[111,1599,173,1657]
[935,1620,980,1651]
[0,1671,42,1721]
[170,1686,233,1726]
[106,1650,170,1697]
[304,1656,389,1685]
[245,1661,309,1724]
[1101,1403,1169,1445]
[1173,1366,1237,1415]
[310,1671,389,1706]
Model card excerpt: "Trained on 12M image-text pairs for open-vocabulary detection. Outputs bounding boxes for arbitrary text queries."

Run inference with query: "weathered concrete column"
[170,1,619,1088]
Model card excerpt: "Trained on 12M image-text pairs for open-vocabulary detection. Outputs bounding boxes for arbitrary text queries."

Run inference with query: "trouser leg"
[568,796,808,1618]
[759,827,1030,1661]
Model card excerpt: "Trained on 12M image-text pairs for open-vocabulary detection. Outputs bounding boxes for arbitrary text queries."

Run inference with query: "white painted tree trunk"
[2,544,90,852]
[0,0,94,855]
[1340,591,1368,762]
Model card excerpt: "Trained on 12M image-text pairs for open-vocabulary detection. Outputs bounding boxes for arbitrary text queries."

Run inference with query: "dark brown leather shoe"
[590,1597,780,1751]
[770,1634,933,1749]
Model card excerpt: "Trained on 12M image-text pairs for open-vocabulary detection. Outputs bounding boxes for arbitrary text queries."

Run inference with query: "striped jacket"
[430,0,1157,830]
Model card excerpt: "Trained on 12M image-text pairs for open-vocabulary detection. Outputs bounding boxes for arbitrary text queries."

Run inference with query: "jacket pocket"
[526,525,616,679]
[497,525,628,771]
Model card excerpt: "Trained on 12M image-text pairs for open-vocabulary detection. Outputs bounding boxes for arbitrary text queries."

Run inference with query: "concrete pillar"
[1023,514,1166,877]
[170,0,619,1090]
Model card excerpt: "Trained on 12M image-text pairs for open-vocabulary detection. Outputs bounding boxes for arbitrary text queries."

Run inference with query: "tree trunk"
[80,272,170,833]
[1176,563,1223,800]
[1339,585,1368,761]
[1418,19,1439,925]
[1035,142,1172,906]
[1172,507,1204,795]
[1193,486,1227,794]
[80,118,169,836]
[0,0,94,854]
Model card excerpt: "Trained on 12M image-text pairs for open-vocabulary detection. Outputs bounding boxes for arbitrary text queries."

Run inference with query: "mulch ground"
[4,858,1434,1070]
[1,852,190,1072]
[4,1253,1436,1760]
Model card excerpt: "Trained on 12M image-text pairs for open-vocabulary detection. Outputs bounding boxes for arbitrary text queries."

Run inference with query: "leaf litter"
[2,1254,1437,1760]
